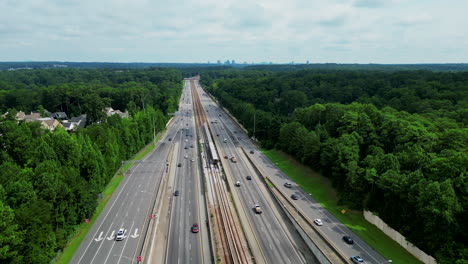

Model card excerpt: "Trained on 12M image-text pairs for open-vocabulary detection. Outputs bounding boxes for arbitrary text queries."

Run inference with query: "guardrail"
[241,147,350,264]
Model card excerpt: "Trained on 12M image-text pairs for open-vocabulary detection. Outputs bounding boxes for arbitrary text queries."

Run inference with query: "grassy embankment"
[262,149,423,264]
[55,133,162,264]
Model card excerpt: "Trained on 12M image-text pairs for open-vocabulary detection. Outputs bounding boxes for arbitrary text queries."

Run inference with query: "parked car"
[313,219,323,226]
[191,223,199,233]
[291,194,298,200]
[284,182,292,188]
[350,256,364,263]
[115,228,126,241]
[246,176,252,180]
[343,236,354,244]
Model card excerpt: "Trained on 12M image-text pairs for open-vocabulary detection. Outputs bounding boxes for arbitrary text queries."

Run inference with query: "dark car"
[350,256,364,263]
[184,146,188,149]
[250,150,254,154]
[343,236,354,244]
[246,176,252,180]
[177,163,182,167]
[168,138,172,141]
[190,145,194,148]
[191,223,199,233]
[291,194,298,200]
[174,190,180,196]
[224,155,228,159]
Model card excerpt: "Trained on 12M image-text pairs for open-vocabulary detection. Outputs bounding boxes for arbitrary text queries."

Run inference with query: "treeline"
[0,68,181,263]
[204,69,467,263]
[0,68,182,119]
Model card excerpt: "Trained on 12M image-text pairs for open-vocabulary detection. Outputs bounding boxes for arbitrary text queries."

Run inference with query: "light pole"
[253,110,256,141]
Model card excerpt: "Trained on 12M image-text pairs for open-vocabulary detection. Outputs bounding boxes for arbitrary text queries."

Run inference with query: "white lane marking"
[131,228,139,238]
[107,231,115,240]
[94,232,104,242]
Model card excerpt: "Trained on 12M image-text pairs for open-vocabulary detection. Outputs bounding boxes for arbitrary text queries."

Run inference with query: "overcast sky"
[1,0,466,63]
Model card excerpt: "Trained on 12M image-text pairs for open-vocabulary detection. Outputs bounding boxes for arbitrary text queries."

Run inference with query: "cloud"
[0,0,466,63]
[353,0,386,8]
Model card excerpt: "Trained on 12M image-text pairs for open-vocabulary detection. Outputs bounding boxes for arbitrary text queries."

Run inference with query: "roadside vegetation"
[56,133,162,264]
[0,68,181,263]
[203,68,467,263]
[263,149,423,264]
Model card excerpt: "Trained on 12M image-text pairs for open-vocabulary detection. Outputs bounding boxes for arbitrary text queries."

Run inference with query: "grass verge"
[262,149,423,264]
[55,133,163,264]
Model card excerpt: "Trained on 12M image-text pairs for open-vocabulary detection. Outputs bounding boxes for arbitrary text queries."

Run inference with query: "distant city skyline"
[1,0,467,63]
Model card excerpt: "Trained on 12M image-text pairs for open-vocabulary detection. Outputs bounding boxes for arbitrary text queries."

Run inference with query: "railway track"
[190,79,248,264]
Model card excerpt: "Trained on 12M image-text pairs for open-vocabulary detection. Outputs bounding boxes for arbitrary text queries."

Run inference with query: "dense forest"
[0,68,181,263]
[203,69,468,263]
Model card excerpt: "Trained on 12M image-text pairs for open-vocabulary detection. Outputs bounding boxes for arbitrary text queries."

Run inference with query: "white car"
[115,228,126,241]
[314,219,323,226]
[235,181,241,187]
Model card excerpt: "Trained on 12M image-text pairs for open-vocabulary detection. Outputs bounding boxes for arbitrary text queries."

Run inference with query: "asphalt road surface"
[70,141,172,264]
[197,81,389,264]
[166,80,204,264]
[195,82,312,264]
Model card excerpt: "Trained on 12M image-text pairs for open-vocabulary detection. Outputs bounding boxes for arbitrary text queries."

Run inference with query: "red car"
[191,223,199,233]
[224,155,228,159]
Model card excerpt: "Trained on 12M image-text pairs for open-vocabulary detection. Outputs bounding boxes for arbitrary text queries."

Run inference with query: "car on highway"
[184,155,188,159]
[223,138,228,143]
[253,205,262,214]
[115,228,126,241]
[343,235,354,244]
[291,194,299,200]
[177,163,182,167]
[350,256,364,263]
[314,219,323,226]
[174,190,180,196]
[224,155,228,159]
[235,181,241,187]
[184,146,188,149]
[231,157,237,163]
[191,158,195,162]
[184,139,188,142]
[168,138,172,141]
[191,223,199,233]
[250,150,254,154]
[190,145,194,148]
[284,182,292,188]
[246,176,252,180]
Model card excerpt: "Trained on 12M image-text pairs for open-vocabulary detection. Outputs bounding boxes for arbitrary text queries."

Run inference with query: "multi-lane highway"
[72,76,389,264]
[193,81,315,264]
[71,131,173,264]
[195,79,389,264]
[166,80,204,264]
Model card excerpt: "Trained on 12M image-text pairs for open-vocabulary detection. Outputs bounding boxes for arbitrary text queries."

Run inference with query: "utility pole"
[152,115,156,145]
[253,111,256,141]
